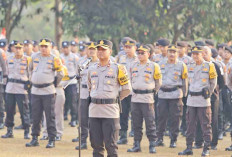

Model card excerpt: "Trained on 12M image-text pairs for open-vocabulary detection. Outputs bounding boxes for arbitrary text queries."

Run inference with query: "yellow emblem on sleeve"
[118,64,129,85]
[153,63,162,80]
[209,62,217,79]
[182,63,188,79]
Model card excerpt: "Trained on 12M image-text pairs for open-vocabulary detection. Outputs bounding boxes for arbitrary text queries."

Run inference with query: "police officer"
[1,42,31,139]
[155,45,188,148]
[87,39,131,157]
[74,41,99,149]
[178,46,217,156]
[177,41,193,137]
[32,40,39,53]
[193,46,225,150]
[152,38,170,64]
[60,41,79,127]
[0,39,7,129]
[70,40,78,54]
[23,40,33,57]
[117,38,138,145]
[6,40,18,57]
[127,45,162,153]
[25,38,64,148]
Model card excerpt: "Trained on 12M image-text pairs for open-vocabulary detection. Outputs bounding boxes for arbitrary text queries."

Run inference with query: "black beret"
[23,40,33,45]
[146,44,155,53]
[211,48,218,58]
[32,40,38,46]
[177,41,188,47]
[194,41,206,46]
[217,43,227,49]
[62,41,70,48]
[225,46,232,54]
[205,39,214,46]
[0,39,7,47]
[70,41,77,46]
[157,38,170,46]
[97,39,113,49]
[10,40,18,46]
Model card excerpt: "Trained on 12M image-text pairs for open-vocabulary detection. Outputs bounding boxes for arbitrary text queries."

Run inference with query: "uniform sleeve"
[181,63,188,97]
[87,68,92,91]
[0,52,7,84]
[153,63,162,92]
[27,57,32,79]
[209,62,217,79]
[54,57,64,84]
[117,64,131,100]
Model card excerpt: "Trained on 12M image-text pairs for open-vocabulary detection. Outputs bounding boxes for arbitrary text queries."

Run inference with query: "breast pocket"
[103,78,116,92]
[19,64,27,75]
[43,62,53,73]
[172,69,181,82]
[67,61,75,72]
[144,73,152,83]
[8,63,14,69]
[131,72,139,83]
[33,61,39,72]
[200,72,209,84]
[91,77,99,91]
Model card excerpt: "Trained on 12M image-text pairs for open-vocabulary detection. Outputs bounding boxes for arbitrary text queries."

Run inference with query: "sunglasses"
[137,52,146,55]
[40,45,48,48]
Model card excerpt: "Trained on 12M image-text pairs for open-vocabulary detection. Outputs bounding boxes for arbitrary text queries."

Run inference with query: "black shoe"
[70,121,77,127]
[193,144,203,149]
[24,128,30,139]
[129,130,134,137]
[117,131,128,145]
[46,138,55,148]
[72,137,79,142]
[26,136,39,147]
[211,145,217,150]
[1,127,13,138]
[149,141,156,153]
[55,136,62,141]
[40,136,48,140]
[0,123,4,129]
[201,148,210,156]
[226,126,232,132]
[225,145,232,151]
[127,141,141,152]
[223,132,227,136]
[15,124,23,130]
[154,139,164,147]
[75,143,87,150]
[178,146,193,155]
[170,140,176,148]
[64,115,68,121]
[218,132,223,140]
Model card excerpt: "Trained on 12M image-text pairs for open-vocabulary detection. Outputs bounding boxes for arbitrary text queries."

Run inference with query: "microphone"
[80,57,92,70]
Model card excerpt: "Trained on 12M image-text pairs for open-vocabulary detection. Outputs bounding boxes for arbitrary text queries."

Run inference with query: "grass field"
[0,113,231,157]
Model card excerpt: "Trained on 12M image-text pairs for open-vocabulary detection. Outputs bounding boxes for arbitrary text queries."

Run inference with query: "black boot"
[170,140,177,148]
[15,124,23,130]
[178,145,193,155]
[117,131,128,144]
[24,127,30,139]
[72,137,79,142]
[75,142,87,150]
[149,141,156,153]
[40,136,48,140]
[154,138,164,147]
[1,127,14,138]
[201,144,210,156]
[127,141,141,152]
[46,137,55,148]
[70,121,77,127]
[218,131,223,140]
[26,136,39,147]
[129,130,134,137]
[193,143,203,149]
[226,145,232,151]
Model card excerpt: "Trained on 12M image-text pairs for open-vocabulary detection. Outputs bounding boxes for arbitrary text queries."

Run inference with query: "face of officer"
[40,44,51,56]
[192,52,203,64]
[33,45,39,52]
[167,50,178,63]
[62,47,70,56]
[123,45,136,57]
[24,44,33,55]
[11,45,16,53]
[137,50,149,64]
[224,50,232,60]
[159,45,168,56]
[177,46,187,57]
[15,47,24,58]
[97,47,112,62]
[87,48,97,59]
[71,45,78,53]
[202,48,212,62]
[218,48,225,59]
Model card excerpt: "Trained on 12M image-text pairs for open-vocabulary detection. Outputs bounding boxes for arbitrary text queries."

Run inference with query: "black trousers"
[0,85,4,123]
[31,94,56,138]
[131,102,156,142]
[218,90,224,133]
[181,96,188,132]
[5,93,30,128]
[119,95,131,132]
[195,94,219,146]
[186,106,212,146]
[64,84,78,122]
[89,118,120,157]
[80,98,90,143]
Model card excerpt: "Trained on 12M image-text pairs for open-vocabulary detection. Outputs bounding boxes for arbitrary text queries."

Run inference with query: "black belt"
[82,84,87,88]
[189,91,203,96]
[32,82,54,88]
[133,89,155,94]
[160,87,180,92]
[8,78,27,84]
[91,98,118,104]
